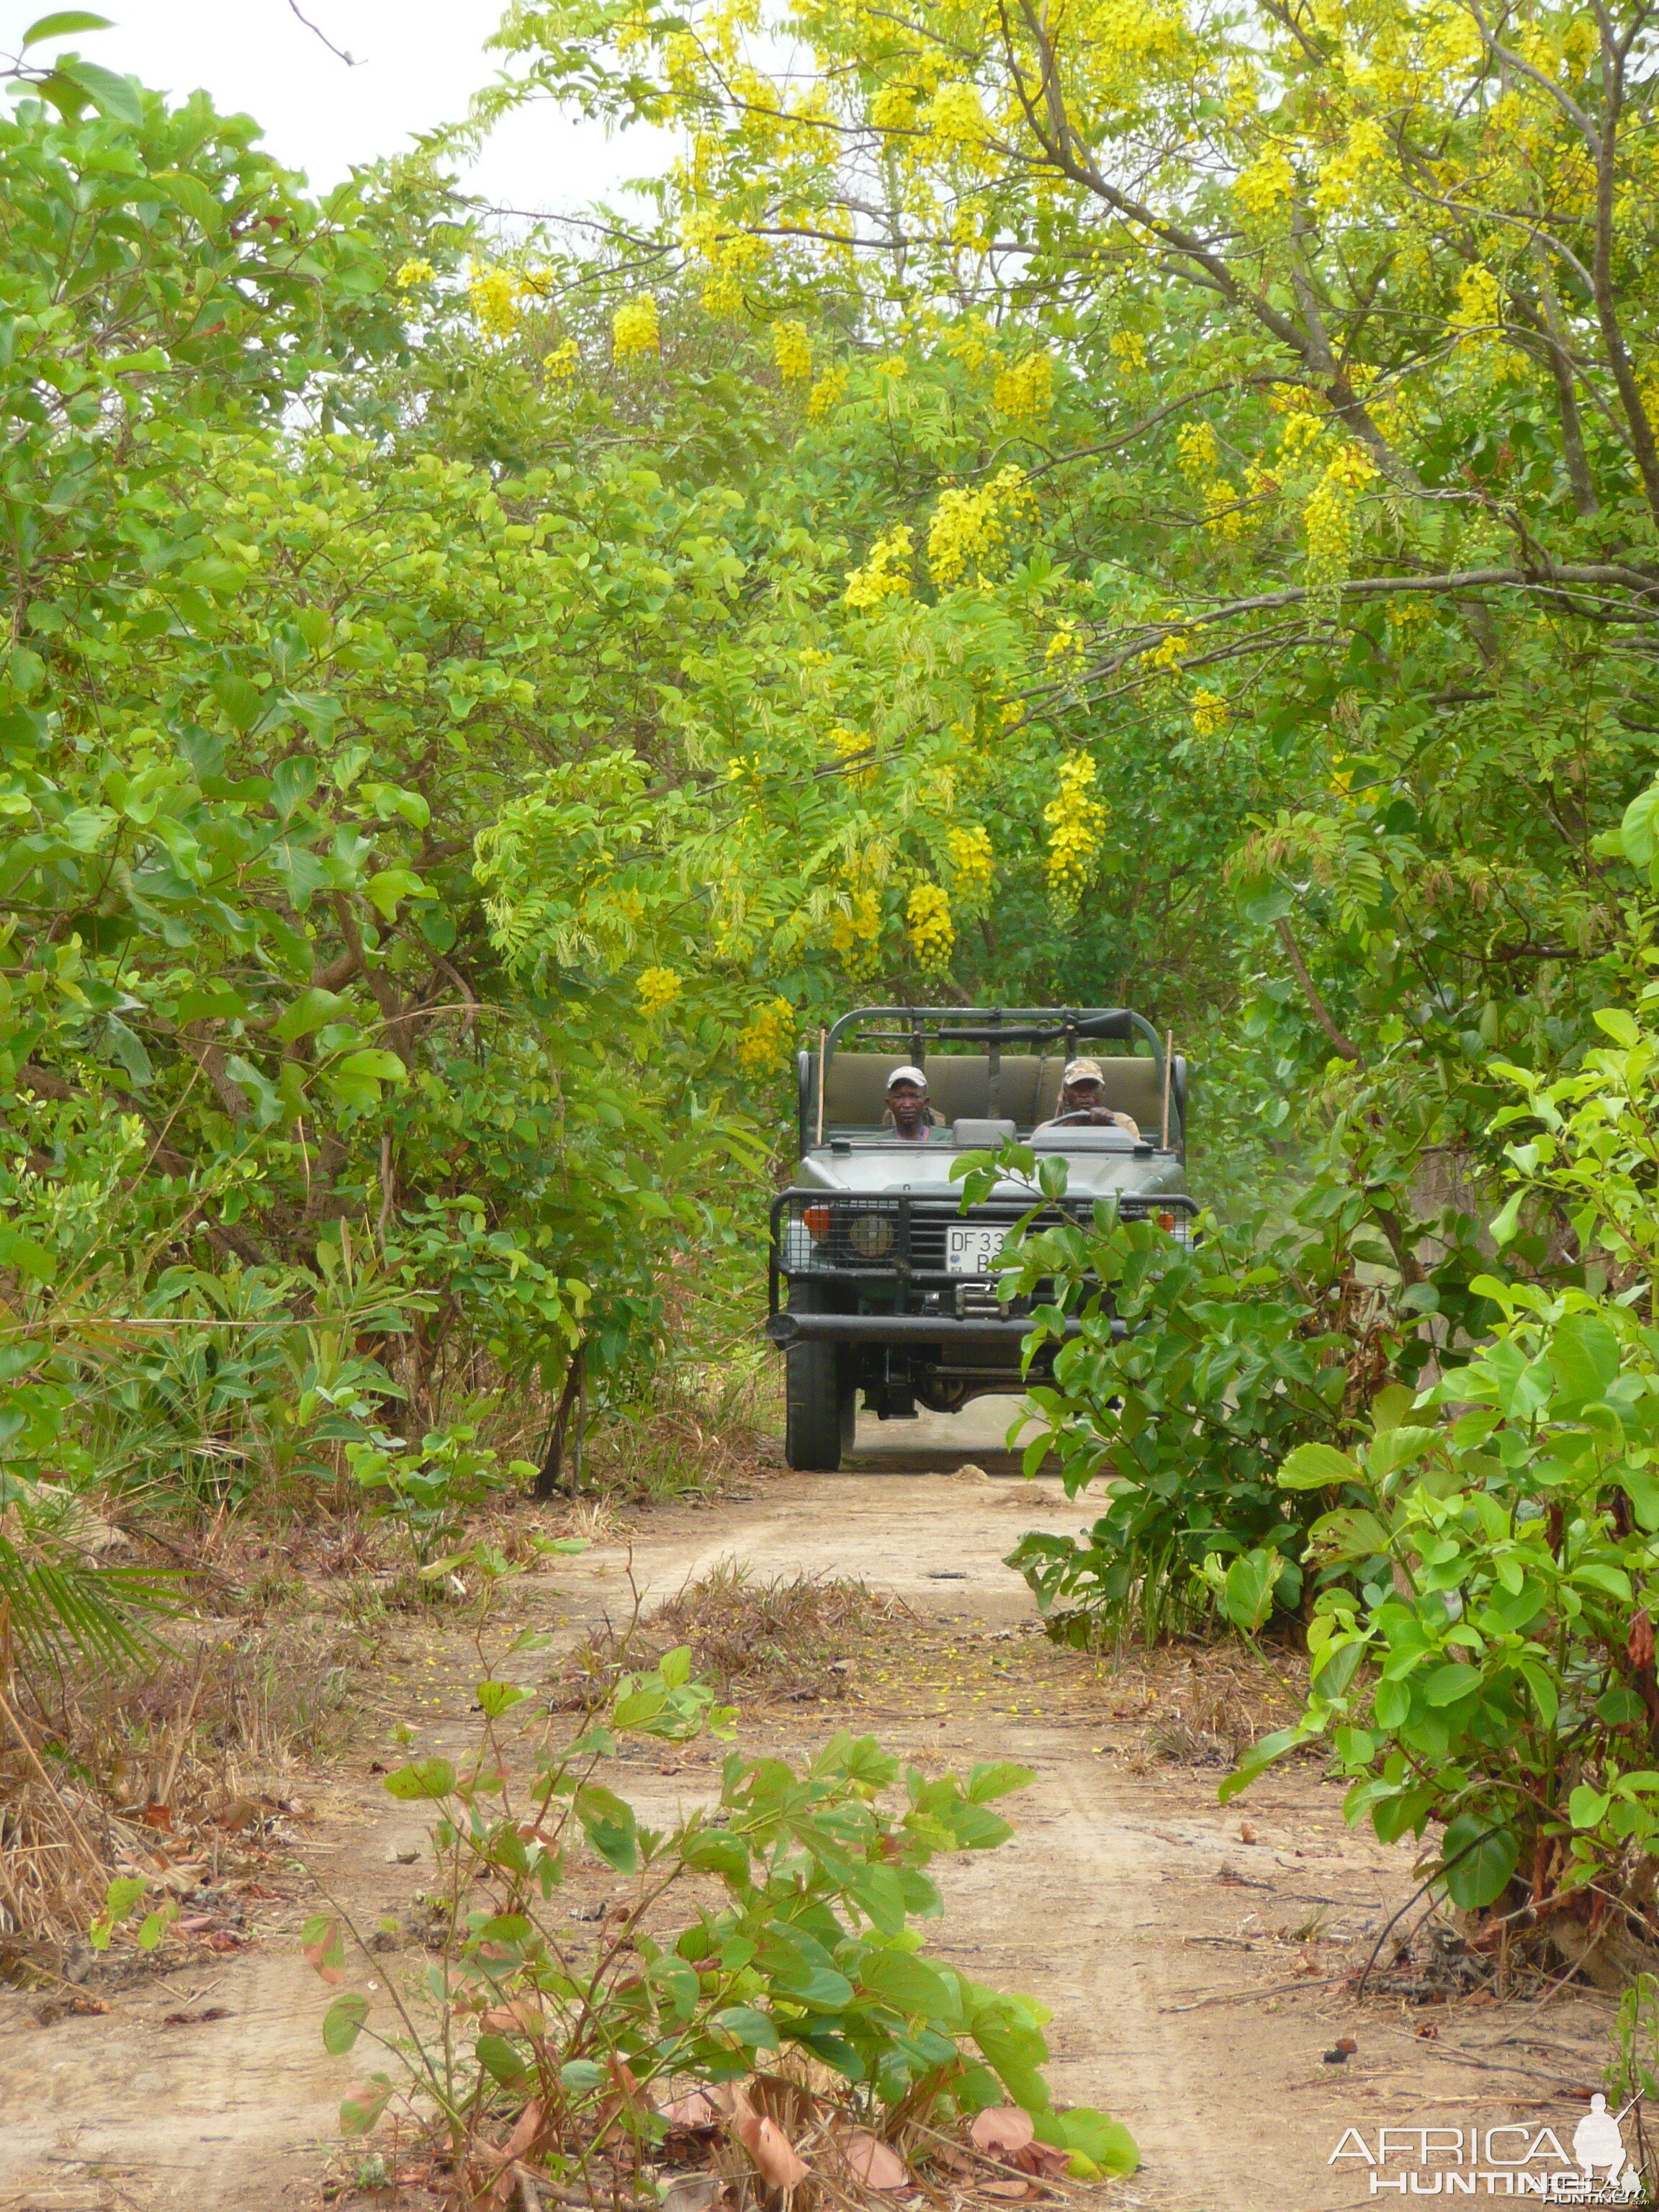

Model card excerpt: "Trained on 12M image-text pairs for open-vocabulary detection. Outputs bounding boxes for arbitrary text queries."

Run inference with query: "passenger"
[883,1064,944,1143]
[1035,1056,1141,1137]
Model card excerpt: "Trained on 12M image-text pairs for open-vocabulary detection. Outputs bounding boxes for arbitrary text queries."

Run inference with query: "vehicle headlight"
[847,1213,896,1259]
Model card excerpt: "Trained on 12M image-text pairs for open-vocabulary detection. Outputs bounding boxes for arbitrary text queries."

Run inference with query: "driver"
[1035,1056,1140,1137]
[884,1064,944,1143]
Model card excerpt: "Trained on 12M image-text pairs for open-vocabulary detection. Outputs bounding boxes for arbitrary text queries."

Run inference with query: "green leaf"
[0,1225,58,1282]
[575,1783,638,1871]
[1277,1442,1359,1490]
[1593,1007,1642,1048]
[858,1947,952,2018]
[211,671,265,734]
[383,1757,456,1800]
[1440,1816,1519,1910]
[339,2073,394,2138]
[1033,2108,1138,2180]
[476,2031,531,2085]
[711,2004,780,2050]
[1424,1661,1482,1707]
[1569,1786,1611,1830]
[150,171,222,230]
[1220,1547,1280,1632]
[46,56,140,120]
[22,12,114,42]
[322,1991,369,2054]
[966,1761,1035,1804]
[476,1681,528,1718]
[1620,782,1659,870]
[1549,1312,1622,1408]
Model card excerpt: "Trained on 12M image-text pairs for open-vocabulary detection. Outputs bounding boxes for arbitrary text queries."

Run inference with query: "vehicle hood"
[789,1145,1185,1202]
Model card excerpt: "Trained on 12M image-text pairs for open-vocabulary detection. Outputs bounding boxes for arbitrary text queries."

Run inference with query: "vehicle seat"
[952,1118,1018,1147]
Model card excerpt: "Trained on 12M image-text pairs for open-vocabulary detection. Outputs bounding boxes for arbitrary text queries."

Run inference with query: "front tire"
[786,1341,855,1470]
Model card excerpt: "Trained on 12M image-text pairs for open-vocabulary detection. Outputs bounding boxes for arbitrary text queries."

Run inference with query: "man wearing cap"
[1036,1058,1141,1137]
[884,1065,943,1142]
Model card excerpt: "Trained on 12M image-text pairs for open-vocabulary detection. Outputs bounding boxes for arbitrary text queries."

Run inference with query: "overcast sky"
[0,0,672,215]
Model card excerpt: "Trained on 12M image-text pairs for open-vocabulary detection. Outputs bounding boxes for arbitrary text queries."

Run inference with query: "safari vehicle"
[763,1006,1194,1471]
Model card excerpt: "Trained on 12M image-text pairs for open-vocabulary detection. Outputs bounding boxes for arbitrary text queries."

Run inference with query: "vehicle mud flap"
[785,1340,855,1471]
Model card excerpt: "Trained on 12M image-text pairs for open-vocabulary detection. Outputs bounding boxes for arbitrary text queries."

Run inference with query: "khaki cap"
[1061,1057,1105,1084]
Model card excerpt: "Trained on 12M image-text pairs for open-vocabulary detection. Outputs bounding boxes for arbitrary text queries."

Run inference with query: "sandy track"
[0,1467,1623,2212]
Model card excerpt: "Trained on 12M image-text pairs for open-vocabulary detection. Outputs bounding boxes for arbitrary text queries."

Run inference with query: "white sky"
[0,0,673,216]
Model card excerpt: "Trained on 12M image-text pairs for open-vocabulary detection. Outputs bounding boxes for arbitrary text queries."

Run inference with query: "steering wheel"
[1047,1109,1106,1126]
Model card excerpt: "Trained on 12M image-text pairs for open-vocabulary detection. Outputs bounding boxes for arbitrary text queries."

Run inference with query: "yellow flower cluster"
[637,966,682,1015]
[395,258,434,289]
[927,465,1033,588]
[994,351,1052,420]
[1175,420,1220,480]
[1450,263,1503,340]
[613,295,660,362]
[1110,331,1147,374]
[1315,116,1388,214]
[925,82,985,147]
[1046,624,1084,665]
[907,881,956,970]
[1190,689,1229,737]
[829,725,874,784]
[773,320,812,385]
[1202,480,1251,540]
[469,266,520,338]
[543,339,579,384]
[1143,629,1193,672]
[1304,442,1380,578]
[947,824,994,907]
[808,367,848,421]
[1278,408,1326,459]
[1043,753,1107,912]
[844,523,914,609]
[1234,146,1296,216]
[736,995,796,1073]
[830,888,883,971]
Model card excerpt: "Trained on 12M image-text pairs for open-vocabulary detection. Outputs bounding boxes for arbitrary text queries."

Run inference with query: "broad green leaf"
[50,55,141,120]
[966,1761,1035,1804]
[1569,1786,1611,1830]
[382,1757,456,1800]
[22,12,114,42]
[322,1991,369,2054]
[1439,1816,1519,1910]
[1277,1442,1359,1490]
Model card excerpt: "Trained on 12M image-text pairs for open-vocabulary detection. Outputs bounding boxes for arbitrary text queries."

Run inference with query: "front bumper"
[765,1310,1120,1347]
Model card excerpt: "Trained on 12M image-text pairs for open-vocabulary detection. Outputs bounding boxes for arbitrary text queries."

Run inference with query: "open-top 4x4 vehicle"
[763,1006,1194,1470]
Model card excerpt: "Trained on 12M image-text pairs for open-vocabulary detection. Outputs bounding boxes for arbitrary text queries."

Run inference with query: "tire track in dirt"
[0,1465,1622,2212]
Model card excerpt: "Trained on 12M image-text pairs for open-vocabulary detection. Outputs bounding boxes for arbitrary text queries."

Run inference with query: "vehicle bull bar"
[763,1310,1124,1346]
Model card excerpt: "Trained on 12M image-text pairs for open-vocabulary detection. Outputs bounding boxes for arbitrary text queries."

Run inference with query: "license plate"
[946,1225,1006,1277]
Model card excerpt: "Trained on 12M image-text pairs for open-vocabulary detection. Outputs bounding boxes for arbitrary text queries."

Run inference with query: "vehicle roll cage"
[798,1004,1180,1151]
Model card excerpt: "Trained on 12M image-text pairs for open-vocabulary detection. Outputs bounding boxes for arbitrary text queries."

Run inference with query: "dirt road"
[0,1462,1622,2212]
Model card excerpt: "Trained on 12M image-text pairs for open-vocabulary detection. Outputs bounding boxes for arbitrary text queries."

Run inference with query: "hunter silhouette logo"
[1573,2099,1642,2199]
[1329,2101,1648,2200]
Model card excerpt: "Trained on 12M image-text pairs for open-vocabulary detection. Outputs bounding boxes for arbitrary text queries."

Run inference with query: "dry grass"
[1,1611,371,1948]
[552,1559,912,1710]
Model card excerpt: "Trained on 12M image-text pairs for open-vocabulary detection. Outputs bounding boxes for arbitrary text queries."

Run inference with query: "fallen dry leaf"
[1017,2144,1070,2180]
[141,1803,174,1831]
[970,2108,1035,2157]
[736,2108,809,2190]
[662,2175,727,2212]
[161,2006,232,2027]
[842,2131,908,2190]
[979,2182,1035,2200]
[661,2088,726,2130]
